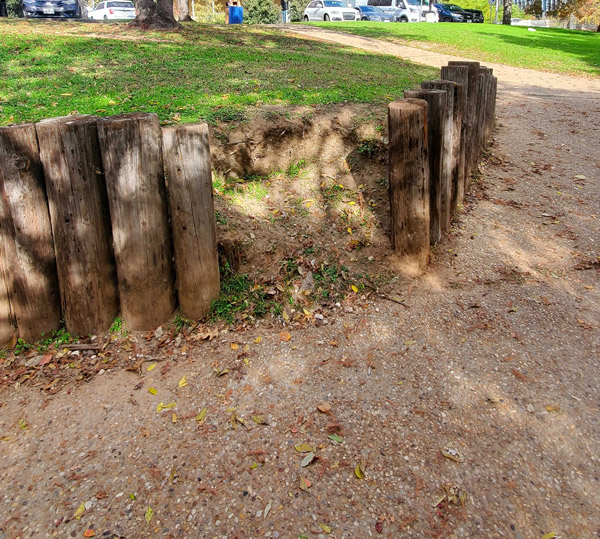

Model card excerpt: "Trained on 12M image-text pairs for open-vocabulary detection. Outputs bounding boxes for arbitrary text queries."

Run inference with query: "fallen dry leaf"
[279,332,291,342]
[317,402,331,413]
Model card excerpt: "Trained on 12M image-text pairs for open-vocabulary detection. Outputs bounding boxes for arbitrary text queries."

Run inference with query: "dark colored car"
[462,7,483,22]
[23,0,81,17]
[355,4,395,21]
[434,3,467,22]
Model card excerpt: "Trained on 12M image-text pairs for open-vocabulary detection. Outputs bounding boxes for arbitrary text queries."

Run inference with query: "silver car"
[303,0,358,21]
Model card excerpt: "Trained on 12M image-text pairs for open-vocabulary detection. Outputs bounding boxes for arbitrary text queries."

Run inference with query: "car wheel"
[324,13,330,21]
[442,16,451,22]
[400,16,408,22]
[303,14,309,21]
[103,14,108,19]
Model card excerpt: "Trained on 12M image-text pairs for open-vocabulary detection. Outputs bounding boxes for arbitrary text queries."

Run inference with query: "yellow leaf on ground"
[195,408,207,422]
[319,523,332,534]
[74,502,85,519]
[145,507,154,524]
[351,285,358,293]
[279,332,291,342]
[231,343,239,350]
[254,336,262,343]
[294,443,314,453]
[171,413,177,423]
[147,363,156,371]
[178,375,187,388]
[354,462,365,479]
[148,387,157,395]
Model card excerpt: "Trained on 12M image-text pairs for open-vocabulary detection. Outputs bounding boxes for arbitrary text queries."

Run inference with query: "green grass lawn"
[306,21,600,77]
[0,20,437,126]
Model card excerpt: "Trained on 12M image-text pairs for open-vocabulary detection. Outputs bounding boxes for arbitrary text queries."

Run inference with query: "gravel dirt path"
[1,30,599,539]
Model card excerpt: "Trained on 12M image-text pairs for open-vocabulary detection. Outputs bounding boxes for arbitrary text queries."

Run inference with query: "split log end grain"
[97,113,175,331]
[162,123,220,321]
[388,100,430,270]
[0,123,62,342]
[404,90,446,246]
[35,115,119,336]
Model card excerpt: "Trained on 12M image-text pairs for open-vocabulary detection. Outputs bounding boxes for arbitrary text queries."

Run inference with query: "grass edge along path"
[0,20,438,126]
[305,21,600,78]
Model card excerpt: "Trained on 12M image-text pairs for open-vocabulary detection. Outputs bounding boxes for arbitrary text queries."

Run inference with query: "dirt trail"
[1,31,599,539]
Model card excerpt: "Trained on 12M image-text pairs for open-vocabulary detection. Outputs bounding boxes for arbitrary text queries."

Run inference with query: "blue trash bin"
[228,6,243,24]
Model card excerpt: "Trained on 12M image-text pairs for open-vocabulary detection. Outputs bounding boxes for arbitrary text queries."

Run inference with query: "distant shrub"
[7,0,23,17]
[243,0,280,24]
[289,0,307,21]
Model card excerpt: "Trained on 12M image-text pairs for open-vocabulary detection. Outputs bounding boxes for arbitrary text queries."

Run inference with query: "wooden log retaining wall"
[389,61,497,267]
[0,113,219,344]
[0,59,496,344]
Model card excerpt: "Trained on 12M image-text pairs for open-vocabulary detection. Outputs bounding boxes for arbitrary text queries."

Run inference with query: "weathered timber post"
[162,123,220,320]
[445,61,480,188]
[0,124,62,342]
[97,113,175,331]
[484,74,498,147]
[36,115,119,336]
[388,100,430,269]
[420,80,455,232]
[404,90,446,245]
[477,67,493,155]
[440,65,469,206]
[0,253,13,346]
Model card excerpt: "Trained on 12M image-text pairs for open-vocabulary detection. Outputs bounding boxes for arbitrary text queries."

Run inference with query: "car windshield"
[405,0,422,5]
[109,1,134,6]
[324,1,348,6]
[447,4,464,11]
[360,5,376,10]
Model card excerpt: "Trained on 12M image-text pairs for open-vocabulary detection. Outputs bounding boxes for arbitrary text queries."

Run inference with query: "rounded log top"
[405,89,447,97]
[97,112,159,124]
[0,122,36,132]
[389,100,428,111]
[161,122,210,135]
[36,115,98,128]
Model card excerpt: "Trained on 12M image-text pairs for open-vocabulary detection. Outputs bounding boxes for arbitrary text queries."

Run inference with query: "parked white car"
[303,0,358,21]
[88,0,136,19]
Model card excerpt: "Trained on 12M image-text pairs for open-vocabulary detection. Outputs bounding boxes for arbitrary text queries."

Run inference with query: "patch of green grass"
[286,159,307,178]
[306,22,600,77]
[108,317,128,337]
[37,327,75,352]
[0,20,437,126]
[173,314,192,332]
[210,267,281,324]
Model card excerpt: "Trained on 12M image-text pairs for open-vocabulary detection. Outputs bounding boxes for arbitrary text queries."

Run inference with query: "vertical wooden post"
[0,253,14,346]
[36,115,119,336]
[97,113,175,330]
[0,124,62,342]
[477,67,492,155]
[485,75,498,147]
[445,61,480,189]
[420,80,455,232]
[440,65,469,206]
[162,123,220,321]
[388,100,430,270]
[404,90,446,245]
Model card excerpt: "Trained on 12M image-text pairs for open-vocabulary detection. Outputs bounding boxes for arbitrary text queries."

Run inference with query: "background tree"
[557,0,600,30]
[502,0,512,23]
[133,0,181,29]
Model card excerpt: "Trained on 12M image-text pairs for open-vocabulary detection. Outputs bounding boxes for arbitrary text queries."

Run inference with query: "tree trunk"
[133,0,181,29]
[502,0,512,24]
[174,0,193,21]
